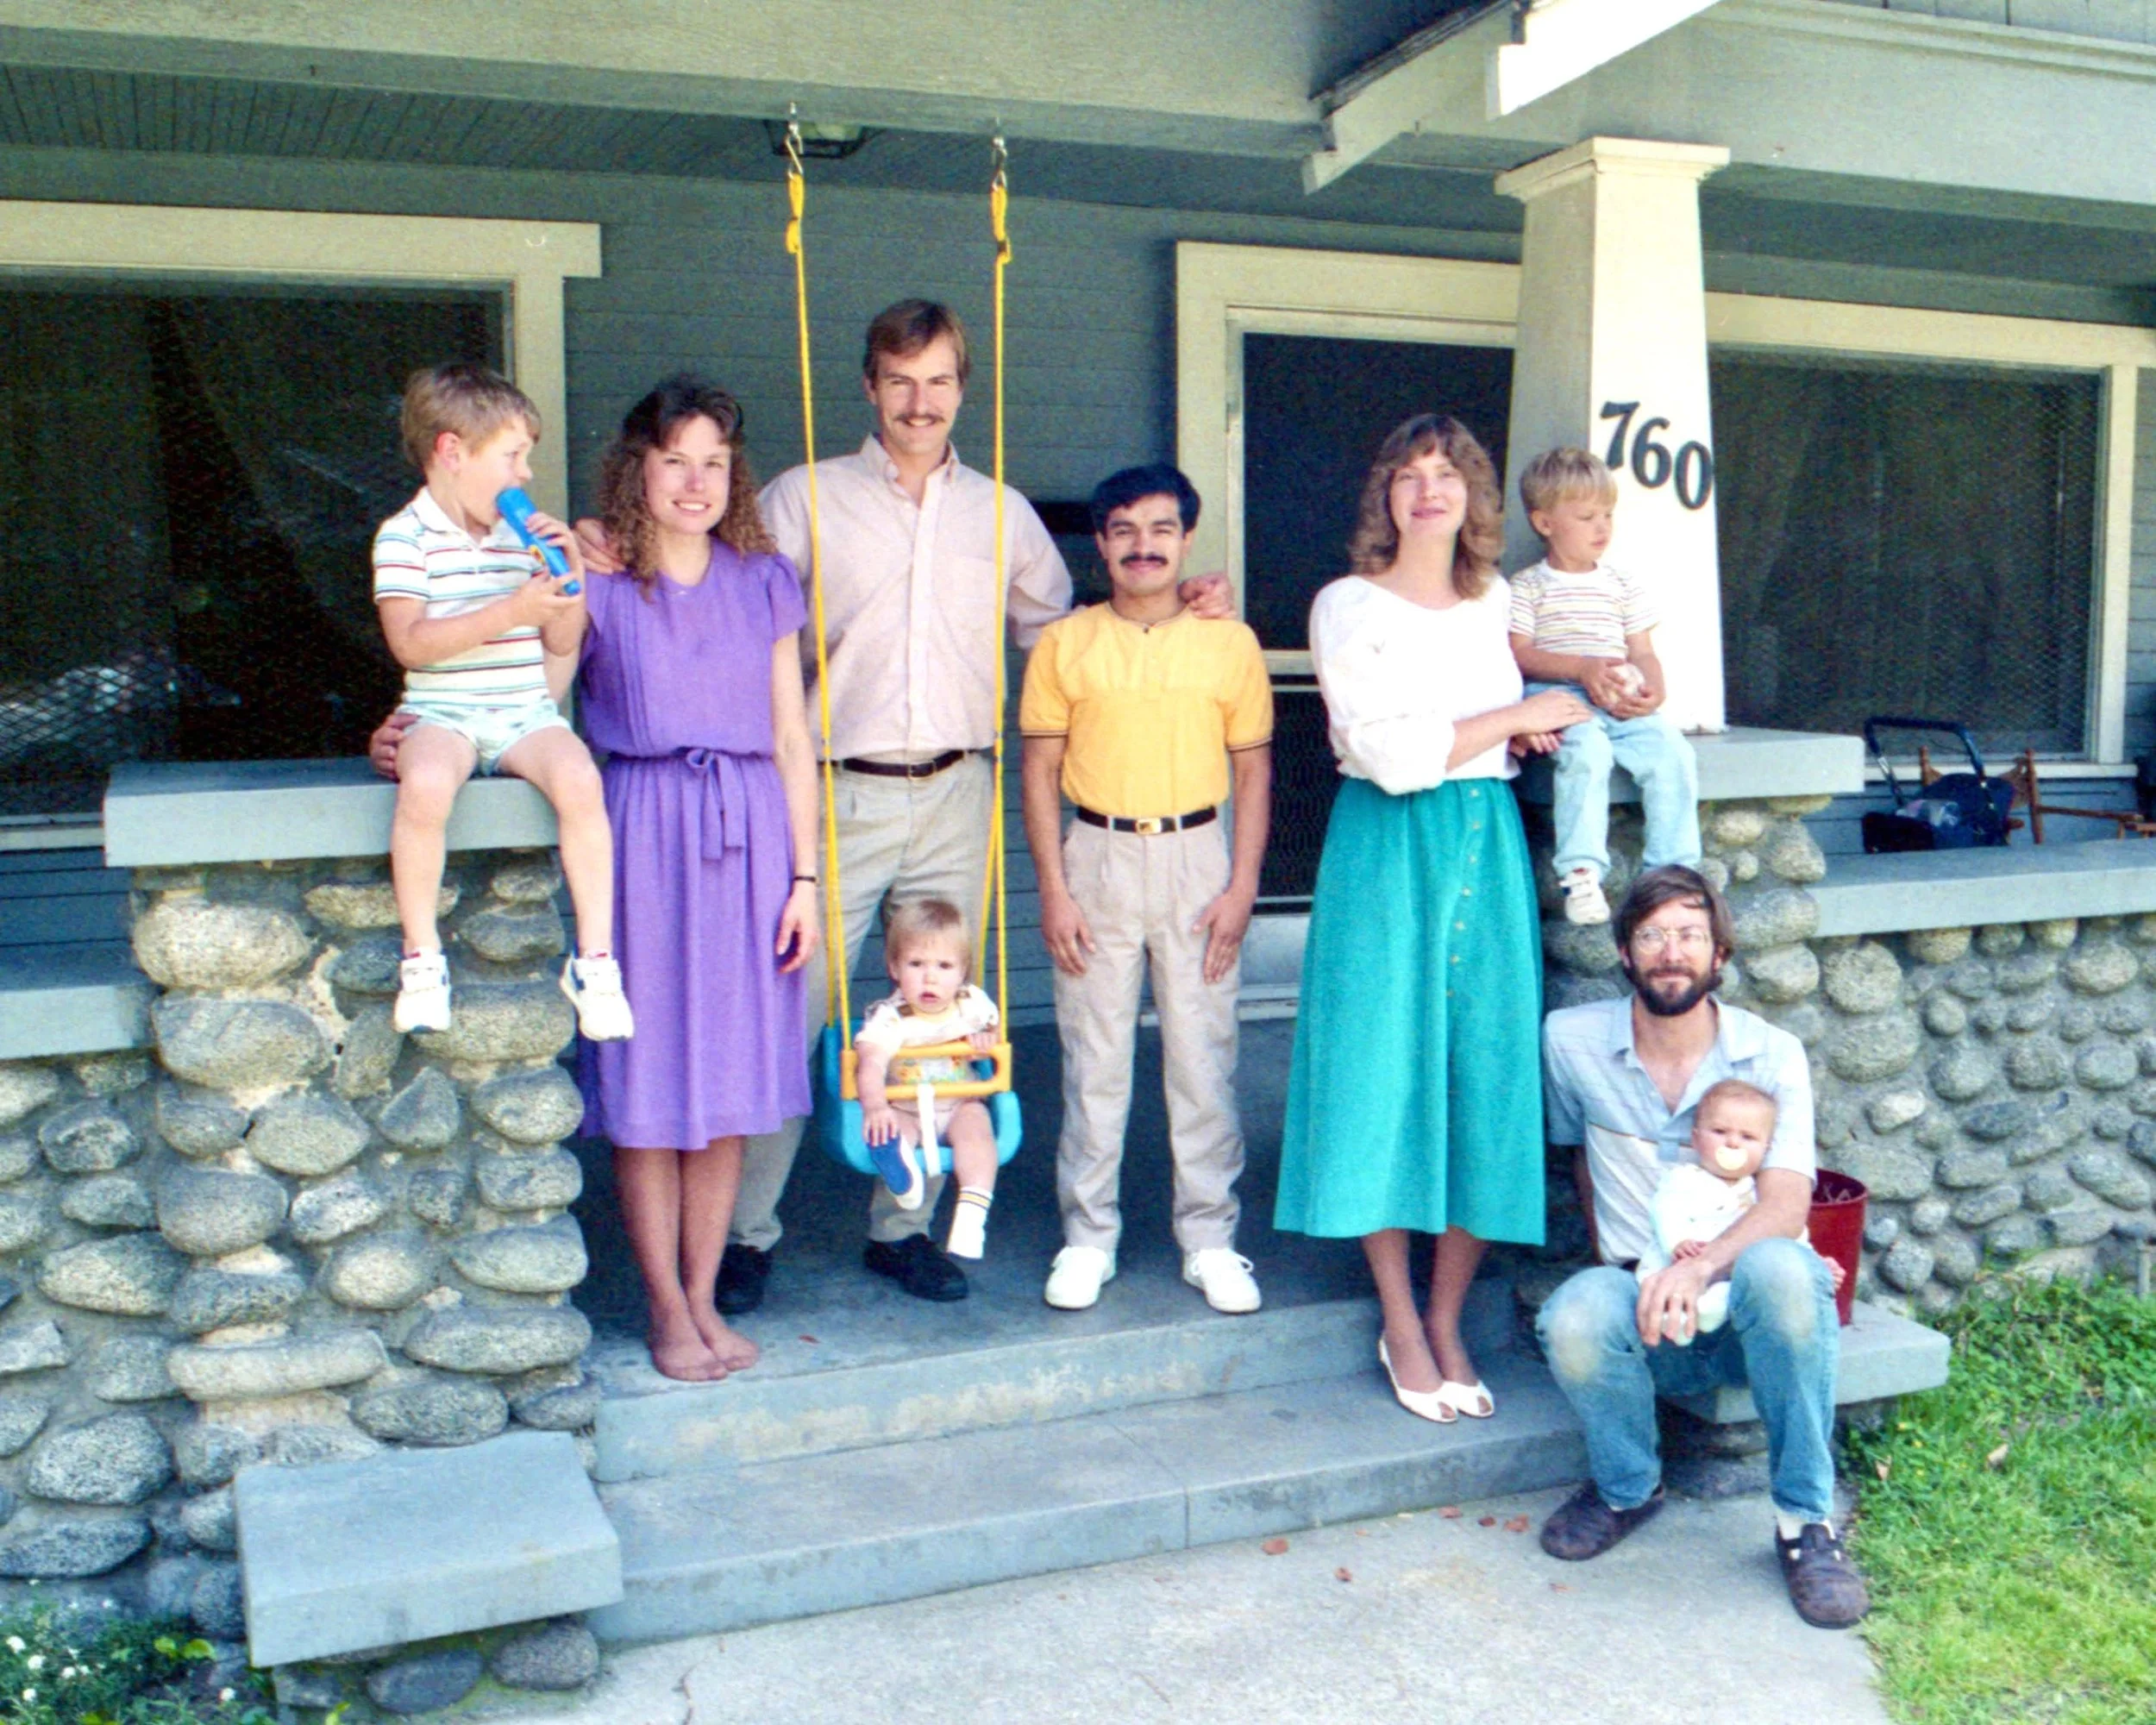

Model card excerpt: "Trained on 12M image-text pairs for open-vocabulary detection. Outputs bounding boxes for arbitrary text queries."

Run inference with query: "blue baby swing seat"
[812,1022,1024,1178]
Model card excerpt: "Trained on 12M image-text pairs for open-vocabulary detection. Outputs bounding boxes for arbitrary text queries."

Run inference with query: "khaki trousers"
[732,756,994,1250]
[1053,817,1244,1257]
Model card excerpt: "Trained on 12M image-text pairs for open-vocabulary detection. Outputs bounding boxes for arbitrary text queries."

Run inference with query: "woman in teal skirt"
[1275,414,1589,1424]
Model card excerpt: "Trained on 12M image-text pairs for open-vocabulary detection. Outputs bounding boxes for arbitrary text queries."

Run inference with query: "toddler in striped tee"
[373,363,631,1041]
[1507,448,1701,926]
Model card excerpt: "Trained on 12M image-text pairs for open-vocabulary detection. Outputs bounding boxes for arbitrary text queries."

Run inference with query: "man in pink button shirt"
[730,299,1073,1305]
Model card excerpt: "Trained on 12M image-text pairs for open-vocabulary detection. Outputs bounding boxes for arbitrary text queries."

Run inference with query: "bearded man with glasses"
[1534,864,1869,1629]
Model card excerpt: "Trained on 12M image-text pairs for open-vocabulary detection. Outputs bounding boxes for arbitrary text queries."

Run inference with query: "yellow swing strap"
[979,137,1012,1017]
[784,121,851,1049]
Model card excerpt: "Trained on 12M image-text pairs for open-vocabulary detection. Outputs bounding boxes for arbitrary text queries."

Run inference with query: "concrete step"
[235,1430,621,1667]
[592,1278,1519,1481]
[1667,1297,1952,1425]
[590,1351,1585,1643]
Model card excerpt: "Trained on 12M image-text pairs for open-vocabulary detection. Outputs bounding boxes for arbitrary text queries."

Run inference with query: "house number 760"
[1599,401,1714,511]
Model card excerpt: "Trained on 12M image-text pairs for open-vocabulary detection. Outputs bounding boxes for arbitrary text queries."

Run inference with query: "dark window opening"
[0,280,505,815]
[1240,332,1514,906]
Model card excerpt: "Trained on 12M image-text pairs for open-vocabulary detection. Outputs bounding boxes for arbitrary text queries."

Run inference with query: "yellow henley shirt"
[1018,604,1273,818]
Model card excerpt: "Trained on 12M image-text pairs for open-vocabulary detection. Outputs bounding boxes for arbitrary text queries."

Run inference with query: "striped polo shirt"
[1507,558,1658,659]
[372,486,549,709]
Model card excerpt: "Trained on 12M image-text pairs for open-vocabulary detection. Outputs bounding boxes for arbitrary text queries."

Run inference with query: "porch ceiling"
[4,0,2156,223]
[8,56,2156,303]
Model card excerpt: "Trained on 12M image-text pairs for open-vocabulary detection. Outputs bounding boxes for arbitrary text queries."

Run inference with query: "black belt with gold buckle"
[837,750,969,780]
[1075,805,1219,836]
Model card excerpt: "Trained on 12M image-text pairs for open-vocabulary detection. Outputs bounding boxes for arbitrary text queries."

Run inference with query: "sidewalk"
[514,1486,1888,1725]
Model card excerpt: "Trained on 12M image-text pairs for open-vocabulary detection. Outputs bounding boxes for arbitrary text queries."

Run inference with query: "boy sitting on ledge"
[372,362,630,1042]
[1508,447,1699,925]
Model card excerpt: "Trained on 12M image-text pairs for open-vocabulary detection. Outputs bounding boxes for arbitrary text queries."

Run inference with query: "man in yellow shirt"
[1020,465,1274,1314]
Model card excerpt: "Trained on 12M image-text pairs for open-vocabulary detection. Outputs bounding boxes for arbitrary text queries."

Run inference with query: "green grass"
[0,1599,276,1725]
[1847,1275,2156,1725]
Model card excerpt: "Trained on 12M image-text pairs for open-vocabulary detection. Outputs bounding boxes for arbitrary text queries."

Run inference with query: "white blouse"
[1308,574,1523,794]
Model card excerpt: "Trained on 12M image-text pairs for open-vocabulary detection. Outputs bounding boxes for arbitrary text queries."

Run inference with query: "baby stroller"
[1860,717,2015,853]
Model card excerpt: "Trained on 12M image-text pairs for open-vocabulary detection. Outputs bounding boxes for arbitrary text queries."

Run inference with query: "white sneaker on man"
[1043,1245,1115,1310]
[561,954,636,1041]
[393,950,452,1033]
[1183,1248,1263,1314]
[1560,867,1611,925]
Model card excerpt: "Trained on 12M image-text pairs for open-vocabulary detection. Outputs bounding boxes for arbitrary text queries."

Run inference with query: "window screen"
[1241,333,1514,905]
[1711,353,2100,756]
[0,281,504,815]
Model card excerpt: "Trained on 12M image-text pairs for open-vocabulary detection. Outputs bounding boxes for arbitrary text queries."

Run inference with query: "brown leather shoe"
[1777,1522,1871,1628]
[1539,1482,1665,1561]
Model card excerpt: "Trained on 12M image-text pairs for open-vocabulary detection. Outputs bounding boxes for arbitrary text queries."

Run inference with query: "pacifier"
[1713,1145,1750,1171]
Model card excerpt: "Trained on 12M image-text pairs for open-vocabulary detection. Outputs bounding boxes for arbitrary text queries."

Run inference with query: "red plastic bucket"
[1809,1170,1867,1327]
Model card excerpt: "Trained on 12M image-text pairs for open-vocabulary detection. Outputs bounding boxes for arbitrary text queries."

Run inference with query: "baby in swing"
[856,898,1003,1261]
[1639,1078,1835,1343]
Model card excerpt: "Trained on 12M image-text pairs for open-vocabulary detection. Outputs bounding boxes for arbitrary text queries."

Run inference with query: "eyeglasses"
[1630,925,1715,953]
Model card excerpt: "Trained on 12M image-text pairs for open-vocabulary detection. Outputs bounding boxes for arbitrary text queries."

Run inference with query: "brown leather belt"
[1075,805,1219,836]
[837,750,970,780]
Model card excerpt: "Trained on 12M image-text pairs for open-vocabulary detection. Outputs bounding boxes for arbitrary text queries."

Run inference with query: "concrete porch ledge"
[1809,841,2156,936]
[103,759,557,867]
[0,945,152,1059]
[1515,725,1865,808]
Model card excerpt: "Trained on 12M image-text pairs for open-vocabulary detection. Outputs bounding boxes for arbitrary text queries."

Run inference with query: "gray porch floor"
[572,1019,1387,1389]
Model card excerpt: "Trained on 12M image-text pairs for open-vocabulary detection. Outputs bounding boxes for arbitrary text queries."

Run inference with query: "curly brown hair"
[1345,413,1505,599]
[597,373,774,597]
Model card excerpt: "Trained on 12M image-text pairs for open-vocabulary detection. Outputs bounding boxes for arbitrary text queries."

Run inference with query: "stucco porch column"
[1496,136,1730,733]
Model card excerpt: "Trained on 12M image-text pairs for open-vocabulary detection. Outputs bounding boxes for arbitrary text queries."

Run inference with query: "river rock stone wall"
[1532,799,2156,1315]
[0,850,599,1625]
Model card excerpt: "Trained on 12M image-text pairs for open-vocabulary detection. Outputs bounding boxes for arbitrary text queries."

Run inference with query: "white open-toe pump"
[1378,1337,1457,1424]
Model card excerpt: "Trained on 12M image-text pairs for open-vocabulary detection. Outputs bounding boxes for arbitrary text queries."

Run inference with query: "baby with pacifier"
[1639,1079,1837,1342]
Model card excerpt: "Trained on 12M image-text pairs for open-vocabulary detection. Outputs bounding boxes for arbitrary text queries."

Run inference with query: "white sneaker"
[1183,1248,1262,1314]
[393,950,452,1033]
[561,954,636,1041]
[1043,1245,1115,1310]
[1560,867,1611,925]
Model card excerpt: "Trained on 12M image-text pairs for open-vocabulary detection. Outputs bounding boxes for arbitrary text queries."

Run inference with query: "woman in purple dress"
[578,375,820,1382]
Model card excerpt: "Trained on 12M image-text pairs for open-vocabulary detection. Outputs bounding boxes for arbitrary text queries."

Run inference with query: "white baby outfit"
[855,984,1001,1167]
[1638,1162,1756,1341]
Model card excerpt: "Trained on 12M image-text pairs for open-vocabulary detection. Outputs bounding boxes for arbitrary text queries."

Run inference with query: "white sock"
[946,1187,993,1259]
[1776,1509,1819,1542]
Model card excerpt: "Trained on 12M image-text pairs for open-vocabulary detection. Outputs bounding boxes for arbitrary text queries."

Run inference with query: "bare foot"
[649,1317,727,1383]
[1382,1318,1441,1394]
[691,1302,761,1373]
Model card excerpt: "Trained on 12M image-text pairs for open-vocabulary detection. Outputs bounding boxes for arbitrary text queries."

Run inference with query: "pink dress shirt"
[761,436,1072,762]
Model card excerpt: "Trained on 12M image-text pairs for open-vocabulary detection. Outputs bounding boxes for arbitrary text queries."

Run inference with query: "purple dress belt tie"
[614,749,768,862]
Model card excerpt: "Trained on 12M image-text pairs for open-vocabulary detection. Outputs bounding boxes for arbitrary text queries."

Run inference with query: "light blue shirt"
[1542,994,1815,1266]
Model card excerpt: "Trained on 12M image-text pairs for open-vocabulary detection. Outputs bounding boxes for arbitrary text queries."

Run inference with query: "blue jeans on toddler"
[1533,1237,1839,1522]
[1526,681,1700,880]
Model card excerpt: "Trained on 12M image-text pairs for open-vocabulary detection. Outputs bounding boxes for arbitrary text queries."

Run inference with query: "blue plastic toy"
[496,486,580,595]
[812,1021,1022,1180]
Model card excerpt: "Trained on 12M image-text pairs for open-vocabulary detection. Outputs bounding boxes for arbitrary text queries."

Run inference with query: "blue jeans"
[1526,681,1700,880]
[1533,1238,1839,1521]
